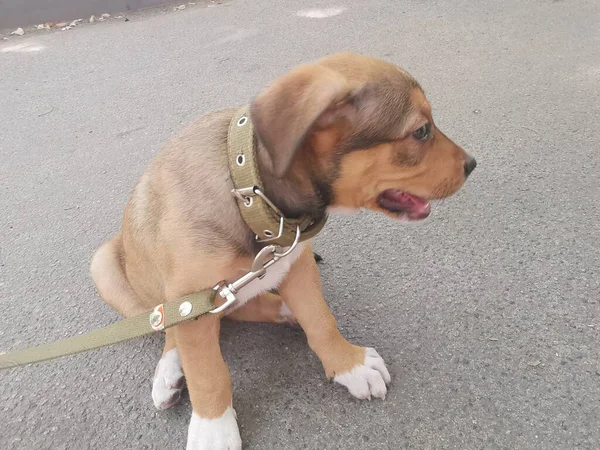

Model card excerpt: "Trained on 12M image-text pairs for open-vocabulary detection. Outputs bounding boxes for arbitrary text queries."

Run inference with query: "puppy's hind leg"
[225,291,297,325]
[90,232,147,318]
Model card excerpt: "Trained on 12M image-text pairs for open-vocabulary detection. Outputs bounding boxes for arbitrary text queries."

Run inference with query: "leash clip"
[210,226,301,314]
[210,284,238,314]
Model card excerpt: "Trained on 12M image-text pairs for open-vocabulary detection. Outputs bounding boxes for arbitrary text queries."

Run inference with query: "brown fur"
[90,52,474,421]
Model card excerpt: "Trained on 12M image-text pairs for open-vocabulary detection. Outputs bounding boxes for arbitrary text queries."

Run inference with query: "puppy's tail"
[90,232,147,318]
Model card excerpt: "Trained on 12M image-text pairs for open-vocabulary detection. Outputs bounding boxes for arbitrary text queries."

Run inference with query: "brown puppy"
[90,52,475,450]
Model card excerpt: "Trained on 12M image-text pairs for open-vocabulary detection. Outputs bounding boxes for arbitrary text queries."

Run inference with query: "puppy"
[90,52,476,450]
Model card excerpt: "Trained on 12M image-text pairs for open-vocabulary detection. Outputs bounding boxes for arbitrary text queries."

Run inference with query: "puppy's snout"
[464,156,477,178]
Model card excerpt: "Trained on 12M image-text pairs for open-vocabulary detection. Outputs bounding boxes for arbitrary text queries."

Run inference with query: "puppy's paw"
[187,407,242,450]
[152,348,185,410]
[333,347,391,400]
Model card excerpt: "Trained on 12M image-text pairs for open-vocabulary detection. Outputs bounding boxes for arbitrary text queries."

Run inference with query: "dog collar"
[227,106,328,247]
[0,107,329,371]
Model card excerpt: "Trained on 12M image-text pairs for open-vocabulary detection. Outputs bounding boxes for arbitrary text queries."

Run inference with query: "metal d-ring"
[273,226,301,258]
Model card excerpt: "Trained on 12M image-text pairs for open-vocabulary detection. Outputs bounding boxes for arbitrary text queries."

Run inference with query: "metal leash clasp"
[210,225,301,314]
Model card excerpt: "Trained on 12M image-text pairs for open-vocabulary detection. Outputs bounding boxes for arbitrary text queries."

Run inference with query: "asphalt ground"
[1,0,599,449]
[0,0,176,30]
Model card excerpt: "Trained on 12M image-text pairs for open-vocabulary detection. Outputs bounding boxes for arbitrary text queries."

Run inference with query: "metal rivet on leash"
[236,154,245,166]
[179,301,192,317]
[263,230,274,238]
[237,116,247,127]
[244,197,253,207]
[149,311,162,328]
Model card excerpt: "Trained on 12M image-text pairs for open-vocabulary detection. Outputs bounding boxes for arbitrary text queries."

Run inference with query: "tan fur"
[329,89,468,214]
[90,52,475,429]
[173,315,231,419]
[251,64,358,177]
[279,244,366,377]
[162,328,177,356]
[90,233,147,317]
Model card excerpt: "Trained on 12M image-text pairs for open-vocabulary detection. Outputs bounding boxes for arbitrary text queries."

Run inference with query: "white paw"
[333,347,391,400]
[152,348,185,410]
[187,407,242,450]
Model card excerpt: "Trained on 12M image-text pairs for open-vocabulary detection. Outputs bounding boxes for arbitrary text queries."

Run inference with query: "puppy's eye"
[412,123,431,141]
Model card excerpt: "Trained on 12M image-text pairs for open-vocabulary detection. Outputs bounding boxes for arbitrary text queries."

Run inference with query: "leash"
[0,106,327,371]
[0,291,216,370]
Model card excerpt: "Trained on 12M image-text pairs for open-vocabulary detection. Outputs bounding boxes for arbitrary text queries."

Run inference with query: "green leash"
[0,290,217,370]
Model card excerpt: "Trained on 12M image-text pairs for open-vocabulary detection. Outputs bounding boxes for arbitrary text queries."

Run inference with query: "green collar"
[227,106,328,247]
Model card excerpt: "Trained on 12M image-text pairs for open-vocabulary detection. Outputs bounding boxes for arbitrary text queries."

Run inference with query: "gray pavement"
[1,0,599,449]
[0,0,174,30]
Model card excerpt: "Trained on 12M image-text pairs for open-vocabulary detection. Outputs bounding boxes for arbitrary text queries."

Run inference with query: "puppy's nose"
[464,156,477,178]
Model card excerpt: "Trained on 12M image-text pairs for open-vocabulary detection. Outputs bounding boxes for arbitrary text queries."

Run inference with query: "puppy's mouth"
[376,189,431,221]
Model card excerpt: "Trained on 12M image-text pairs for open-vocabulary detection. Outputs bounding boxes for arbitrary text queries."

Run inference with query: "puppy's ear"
[250,64,362,178]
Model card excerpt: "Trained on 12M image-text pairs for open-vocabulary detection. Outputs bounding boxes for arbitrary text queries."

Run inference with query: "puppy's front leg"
[279,244,391,400]
[172,315,242,450]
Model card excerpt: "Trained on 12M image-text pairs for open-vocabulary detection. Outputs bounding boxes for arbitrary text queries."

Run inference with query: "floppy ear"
[250,63,362,178]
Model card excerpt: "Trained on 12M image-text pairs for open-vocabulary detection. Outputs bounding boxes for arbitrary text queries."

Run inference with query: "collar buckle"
[231,186,286,243]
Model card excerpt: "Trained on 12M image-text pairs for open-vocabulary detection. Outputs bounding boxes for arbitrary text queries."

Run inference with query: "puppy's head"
[250,52,476,221]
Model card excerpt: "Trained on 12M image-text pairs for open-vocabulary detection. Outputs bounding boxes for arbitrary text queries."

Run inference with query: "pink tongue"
[383,191,431,219]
